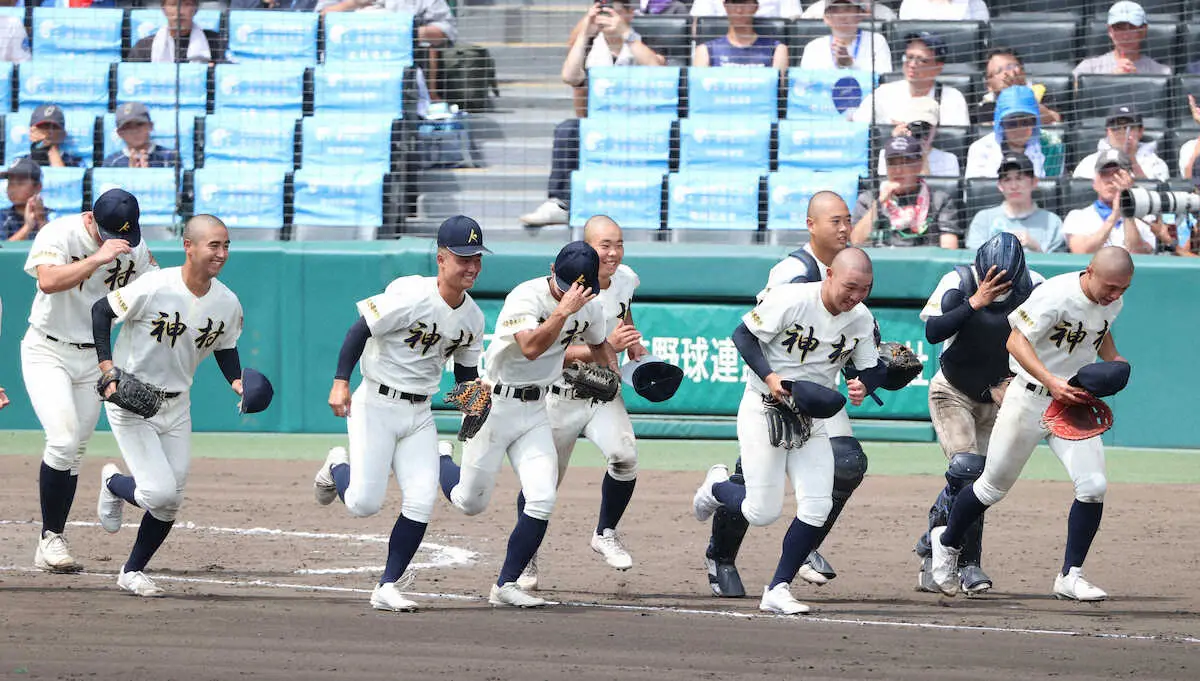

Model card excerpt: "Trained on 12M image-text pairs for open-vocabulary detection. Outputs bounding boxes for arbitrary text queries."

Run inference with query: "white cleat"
[438,440,454,458]
[1053,567,1108,602]
[796,563,829,586]
[118,570,165,597]
[489,581,546,608]
[370,582,418,611]
[518,199,568,227]
[590,528,633,570]
[516,554,539,591]
[34,531,81,573]
[97,463,125,533]
[759,583,810,615]
[928,526,961,597]
[313,446,348,505]
[692,464,729,522]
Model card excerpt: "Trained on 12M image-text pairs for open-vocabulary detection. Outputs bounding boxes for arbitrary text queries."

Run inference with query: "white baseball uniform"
[546,264,639,484]
[737,281,878,527]
[449,277,606,521]
[972,272,1122,507]
[105,266,243,522]
[346,275,484,522]
[21,214,155,473]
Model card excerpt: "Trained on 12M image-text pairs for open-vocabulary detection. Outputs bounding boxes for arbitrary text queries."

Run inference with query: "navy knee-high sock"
[770,518,823,588]
[330,463,350,503]
[381,514,427,585]
[1063,500,1104,575]
[941,483,990,549]
[39,463,75,535]
[124,512,173,573]
[516,491,525,521]
[596,473,636,534]
[497,512,548,586]
[438,454,460,501]
[107,473,139,506]
[712,479,746,510]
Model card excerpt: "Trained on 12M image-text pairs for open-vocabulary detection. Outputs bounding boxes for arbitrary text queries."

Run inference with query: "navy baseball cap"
[998,151,1035,176]
[904,32,947,62]
[1105,104,1142,128]
[1069,361,1130,398]
[623,357,684,403]
[784,380,847,419]
[0,157,42,182]
[30,103,65,128]
[553,240,600,294]
[92,188,142,247]
[437,215,492,256]
[884,135,923,160]
[239,368,274,414]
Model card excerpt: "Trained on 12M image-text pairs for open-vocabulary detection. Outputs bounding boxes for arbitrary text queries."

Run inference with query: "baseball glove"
[562,361,620,402]
[1042,396,1114,441]
[763,395,812,450]
[879,341,924,390]
[445,380,491,441]
[96,368,163,419]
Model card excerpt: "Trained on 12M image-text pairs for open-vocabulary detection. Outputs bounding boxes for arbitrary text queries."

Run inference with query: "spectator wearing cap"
[1073,1,1170,77]
[852,32,969,127]
[965,85,1064,179]
[898,0,989,21]
[103,103,180,169]
[693,0,789,69]
[973,49,1062,126]
[0,157,50,242]
[1063,149,1165,254]
[19,105,84,169]
[799,0,892,74]
[690,0,801,18]
[129,0,227,64]
[801,0,893,20]
[966,152,1065,252]
[851,135,963,249]
[1072,105,1168,182]
[0,0,29,63]
[875,97,959,177]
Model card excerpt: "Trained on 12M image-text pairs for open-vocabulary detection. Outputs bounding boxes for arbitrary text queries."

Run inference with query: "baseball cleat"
[313,446,348,505]
[759,583,810,615]
[705,556,746,598]
[438,440,454,458]
[118,570,165,597]
[960,564,993,595]
[1053,567,1108,602]
[516,554,539,591]
[97,463,125,533]
[590,528,633,570]
[797,550,836,585]
[915,555,939,593]
[692,464,729,522]
[33,531,82,573]
[489,581,546,608]
[928,527,961,596]
[370,582,418,612]
[519,199,568,227]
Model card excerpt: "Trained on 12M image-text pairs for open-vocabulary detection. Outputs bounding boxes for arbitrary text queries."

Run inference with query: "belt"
[43,332,95,350]
[550,385,577,399]
[377,383,428,402]
[1023,381,1051,398]
[493,383,543,401]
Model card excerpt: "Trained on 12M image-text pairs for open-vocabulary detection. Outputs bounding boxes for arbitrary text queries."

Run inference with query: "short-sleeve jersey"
[107,267,243,393]
[356,275,485,394]
[1007,271,1122,386]
[595,264,639,339]
[25,214,156,344]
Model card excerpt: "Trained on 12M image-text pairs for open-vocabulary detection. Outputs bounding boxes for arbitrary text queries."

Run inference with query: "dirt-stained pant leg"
[928,372,999,461]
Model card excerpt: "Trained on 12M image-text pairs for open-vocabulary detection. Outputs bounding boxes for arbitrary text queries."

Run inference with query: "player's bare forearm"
[1068,222,1113,254]
[589,341,619,372]
[1007,329,1056,386]
[1097,333,1125,363]
[36,260,103,294]
[514,313,568,360]
[563,345,594,365]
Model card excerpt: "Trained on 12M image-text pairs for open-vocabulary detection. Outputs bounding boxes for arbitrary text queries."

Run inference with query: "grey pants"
[928,371,999,459]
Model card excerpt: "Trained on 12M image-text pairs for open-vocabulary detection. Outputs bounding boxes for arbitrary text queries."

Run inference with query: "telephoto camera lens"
[1119,187,1200,219]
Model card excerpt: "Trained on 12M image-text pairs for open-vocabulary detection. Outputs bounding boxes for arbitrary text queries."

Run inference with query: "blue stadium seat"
[201,113,297,170]
[227,10,318,64]
[39,166,85,214]
[667,171,761,231]
[766,169,861,231]
[587,66,681,117]
[0,63,11,113]
[777,119,871,173]
[32,8,122,61]
[568,168,664,230]
[101,110,197,169]
[299,114,394,173]
[686,67,779,120]
[786,68,877,120]
[91,168,179,227]
[578,114,674,170]
[213,63,307,117]
[291,167,384,230]
[129,8,222,45]
[678,115,771,172]
[312,64,405,116]
[115,62,208,111]
[322,11,414,66]
[193,165,287,232]
[5,108,97,166]
[18,60,111,114]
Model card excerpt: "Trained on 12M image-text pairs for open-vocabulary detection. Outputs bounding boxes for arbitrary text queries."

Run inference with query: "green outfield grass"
[0,430,1196,485]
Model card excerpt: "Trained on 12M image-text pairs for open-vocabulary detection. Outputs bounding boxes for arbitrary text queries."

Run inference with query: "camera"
[1119,187,1200,219]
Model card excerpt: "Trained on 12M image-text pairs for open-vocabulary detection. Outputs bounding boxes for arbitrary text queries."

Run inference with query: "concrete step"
[414,168,549,193]
[447,189,552,228]
[458,6,584,45]
[478,138,554,169]
[491,79,576,111]
[483,43,571,81]
[467,112,573,142]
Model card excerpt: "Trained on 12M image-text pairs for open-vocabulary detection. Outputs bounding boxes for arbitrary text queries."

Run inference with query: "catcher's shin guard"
[915,453,986,558]
[705,464,748,598]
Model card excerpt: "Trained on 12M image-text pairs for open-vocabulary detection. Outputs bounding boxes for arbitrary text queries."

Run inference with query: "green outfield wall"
[0,239,1193,448]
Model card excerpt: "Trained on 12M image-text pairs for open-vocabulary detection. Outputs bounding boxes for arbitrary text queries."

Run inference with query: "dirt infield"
[1,453,1196,680]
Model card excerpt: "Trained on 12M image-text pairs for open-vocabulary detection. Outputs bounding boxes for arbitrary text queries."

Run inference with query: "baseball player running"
[929,247,1134,601]
[914,232,1043,595]
[91,215,251,597]
[312,216,488,612]
[439,241,618,608]
[21,189,156,573]
[693,248,888,614]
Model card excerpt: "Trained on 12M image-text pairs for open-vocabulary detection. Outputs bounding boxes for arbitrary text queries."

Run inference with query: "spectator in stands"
[1062,149,1166,254]
[1074,1,1170,77]
[640,0,690,13]
[0,0,29,63]
[0,158,48,242]
[852,32,969,126]
[690,0,801,18]
[799,0,891,74]
[129,0,226,64]
[103,103,180,169]
[1169,157,1200,256]
[1178,95,1200,179]
[21,105,83,169]
[231,0,318,9]
[898,0,989,21]
[693,0,789,69]
[876,97,959,177]
[520,0,666,228]
[973,49,1061,126]
[802,0,893,20]
[1072,104,1168,182]
[317,0,456,46]
[965,85,1063,179]
[851,135,963,248]
[966,152,1065,252]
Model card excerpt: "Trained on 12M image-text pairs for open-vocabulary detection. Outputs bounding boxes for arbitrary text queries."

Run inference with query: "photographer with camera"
[1063,149,1164,255]
[1072,105,1168,182]
[19,105,83,170]
[875,98,957,178]
[1116,156,1200,257]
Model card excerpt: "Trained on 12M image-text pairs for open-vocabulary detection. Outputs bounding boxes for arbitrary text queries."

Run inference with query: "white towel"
[149,25,211,64]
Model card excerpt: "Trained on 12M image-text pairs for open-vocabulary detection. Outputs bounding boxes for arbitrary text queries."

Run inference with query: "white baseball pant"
[823,404,853,440]
[20,328,103,474]
[928,370,998,460]
[547,391,637,486]
[106,393,192,523]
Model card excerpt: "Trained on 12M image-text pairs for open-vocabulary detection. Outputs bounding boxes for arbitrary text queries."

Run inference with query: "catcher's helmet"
[974,232,1032,306]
